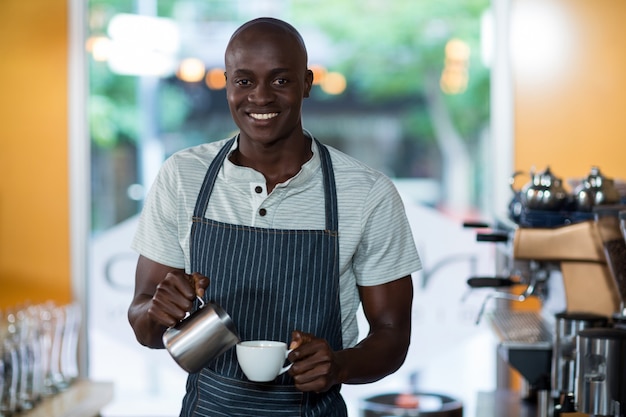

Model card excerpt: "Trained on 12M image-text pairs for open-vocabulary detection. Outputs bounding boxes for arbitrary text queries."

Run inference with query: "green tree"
[87,0,491,218]
[290,0,490,211]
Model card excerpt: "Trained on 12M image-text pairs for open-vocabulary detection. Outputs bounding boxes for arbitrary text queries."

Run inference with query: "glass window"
[85,1,495,415]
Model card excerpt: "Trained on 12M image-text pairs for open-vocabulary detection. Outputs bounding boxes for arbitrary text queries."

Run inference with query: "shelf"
[19,380,114,417]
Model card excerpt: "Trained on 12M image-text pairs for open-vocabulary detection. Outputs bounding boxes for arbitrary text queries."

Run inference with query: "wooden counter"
[20,380,114,417]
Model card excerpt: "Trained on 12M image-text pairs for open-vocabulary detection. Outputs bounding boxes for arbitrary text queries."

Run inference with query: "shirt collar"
[222,131,322,188]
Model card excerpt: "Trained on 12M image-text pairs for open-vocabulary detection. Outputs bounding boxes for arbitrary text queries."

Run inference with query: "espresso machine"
[495,218,619,416]
[571,206,626,417]
[467,167,626,417]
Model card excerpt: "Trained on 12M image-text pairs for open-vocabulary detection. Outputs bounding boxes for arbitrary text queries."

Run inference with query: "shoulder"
[159,137,233,178]
[166,137,233,168]
[320,141,397,194]
[147,137,234,201]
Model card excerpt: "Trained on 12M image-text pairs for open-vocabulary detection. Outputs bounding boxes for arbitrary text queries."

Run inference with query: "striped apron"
[180,137,347,417]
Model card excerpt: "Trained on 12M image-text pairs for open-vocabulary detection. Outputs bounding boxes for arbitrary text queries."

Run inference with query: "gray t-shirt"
[132,135,421,347]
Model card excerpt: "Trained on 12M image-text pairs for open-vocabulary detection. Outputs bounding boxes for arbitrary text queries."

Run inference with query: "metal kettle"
[574,166,621,211]
[510,166,568,211]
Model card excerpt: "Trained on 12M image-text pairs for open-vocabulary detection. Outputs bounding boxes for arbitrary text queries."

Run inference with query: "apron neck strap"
[193,135,338,231]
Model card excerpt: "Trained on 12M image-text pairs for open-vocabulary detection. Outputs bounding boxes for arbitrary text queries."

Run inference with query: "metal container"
[575,167,621,211]
[510,167,569,212]
[575,327,626,416]
[552,312,608,399]
[163,298,239,373]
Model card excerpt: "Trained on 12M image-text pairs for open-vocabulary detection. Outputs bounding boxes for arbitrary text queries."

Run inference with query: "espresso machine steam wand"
[474,260,551,325]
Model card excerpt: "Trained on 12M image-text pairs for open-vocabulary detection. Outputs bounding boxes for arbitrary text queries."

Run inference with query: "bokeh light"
[177,58,206,82]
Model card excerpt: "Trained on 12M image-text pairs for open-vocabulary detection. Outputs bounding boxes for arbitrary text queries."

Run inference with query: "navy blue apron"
[180,136,347,417]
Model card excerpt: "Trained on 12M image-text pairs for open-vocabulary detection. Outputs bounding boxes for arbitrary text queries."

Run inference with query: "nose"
[248,83,275,105]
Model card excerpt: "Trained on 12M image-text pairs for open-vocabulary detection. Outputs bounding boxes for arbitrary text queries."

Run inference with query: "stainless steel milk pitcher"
[162,296,239,373]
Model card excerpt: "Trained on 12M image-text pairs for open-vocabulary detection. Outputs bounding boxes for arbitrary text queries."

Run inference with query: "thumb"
[190,272,209,298]
[289,330,303,350]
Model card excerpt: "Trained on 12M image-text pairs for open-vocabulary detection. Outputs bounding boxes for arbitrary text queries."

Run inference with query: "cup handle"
[278,348,294,375]
[279,363,292,375]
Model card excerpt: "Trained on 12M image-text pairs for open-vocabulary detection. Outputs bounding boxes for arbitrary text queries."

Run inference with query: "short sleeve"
[352,175,421,286]
[131,157,186,269]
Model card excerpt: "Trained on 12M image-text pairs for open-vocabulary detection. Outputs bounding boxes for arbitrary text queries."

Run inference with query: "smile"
[249,112,279,120]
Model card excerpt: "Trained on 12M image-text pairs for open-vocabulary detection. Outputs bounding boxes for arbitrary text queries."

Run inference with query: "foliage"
[157,83,192,133]
[89,59,139,148]
[88,0,489,148]
[289,0,490,143]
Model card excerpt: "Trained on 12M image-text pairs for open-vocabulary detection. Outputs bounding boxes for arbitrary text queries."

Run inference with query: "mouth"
[249,112,279,121]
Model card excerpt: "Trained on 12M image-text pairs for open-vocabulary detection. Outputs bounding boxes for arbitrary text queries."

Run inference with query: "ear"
[303,69,314,98]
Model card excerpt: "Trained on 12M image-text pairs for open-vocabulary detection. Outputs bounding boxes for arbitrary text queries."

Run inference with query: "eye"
[235,79,252,86]
[273,78,288,86]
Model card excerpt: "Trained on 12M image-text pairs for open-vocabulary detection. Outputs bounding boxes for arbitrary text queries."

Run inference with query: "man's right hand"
[128,255,209,348]
[149,270,209,328]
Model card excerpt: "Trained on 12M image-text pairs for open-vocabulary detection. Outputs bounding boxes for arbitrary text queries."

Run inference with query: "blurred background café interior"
[1,0,626,416]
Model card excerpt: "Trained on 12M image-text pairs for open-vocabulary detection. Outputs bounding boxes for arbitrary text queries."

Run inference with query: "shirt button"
[255,186,263,194]
[259,208,267,216]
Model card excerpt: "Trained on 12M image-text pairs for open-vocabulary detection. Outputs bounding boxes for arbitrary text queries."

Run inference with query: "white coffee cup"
[236,340,293,382]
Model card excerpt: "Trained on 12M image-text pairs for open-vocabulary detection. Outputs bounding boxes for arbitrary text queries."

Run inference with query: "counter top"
[20,380,114,417]
[476,391,589,417]
[476,390,537,417]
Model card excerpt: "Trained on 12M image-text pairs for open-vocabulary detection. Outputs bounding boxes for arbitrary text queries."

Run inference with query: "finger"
[167,272,196,299]
[149,291,190,326]
[158,277,193,307]
[289,330,303,350]
[290,330,314,350]
[190,272,209,297]
[293,371,333,393]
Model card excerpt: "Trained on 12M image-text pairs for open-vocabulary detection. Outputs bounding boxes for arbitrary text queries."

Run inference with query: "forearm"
[336,276,413,385]
[128,295,169,349]
[335,326,410,385]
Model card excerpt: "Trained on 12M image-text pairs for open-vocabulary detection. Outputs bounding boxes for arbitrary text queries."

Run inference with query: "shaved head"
[222,17,314,149]
[226,17,309,67]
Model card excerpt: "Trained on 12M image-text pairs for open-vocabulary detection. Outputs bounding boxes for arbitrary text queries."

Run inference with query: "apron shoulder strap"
[192,137,236,218]
[314,139,339,232]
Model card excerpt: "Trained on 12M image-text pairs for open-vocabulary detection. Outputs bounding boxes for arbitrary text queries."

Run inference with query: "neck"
[230,133,313,193]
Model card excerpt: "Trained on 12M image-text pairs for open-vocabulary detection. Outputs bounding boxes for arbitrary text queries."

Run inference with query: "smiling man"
[224,19,313,190]
[128,17,421,417]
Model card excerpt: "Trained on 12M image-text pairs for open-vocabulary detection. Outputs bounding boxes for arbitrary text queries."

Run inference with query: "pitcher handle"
[196,295,205,308]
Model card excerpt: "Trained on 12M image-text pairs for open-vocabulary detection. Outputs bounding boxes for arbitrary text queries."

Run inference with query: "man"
[128,17,421,416]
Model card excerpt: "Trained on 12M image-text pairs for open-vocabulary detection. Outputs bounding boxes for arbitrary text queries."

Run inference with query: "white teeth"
[250,112,278,120]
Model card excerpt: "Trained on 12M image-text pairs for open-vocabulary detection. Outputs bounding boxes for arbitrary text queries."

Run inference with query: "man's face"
[224,30,312,145]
